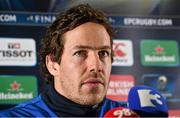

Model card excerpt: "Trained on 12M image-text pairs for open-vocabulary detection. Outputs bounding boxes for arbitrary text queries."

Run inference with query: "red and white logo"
[103,107,139,118]
[106,75,135,101]
[169,110,180,117]
[112,40,133,66]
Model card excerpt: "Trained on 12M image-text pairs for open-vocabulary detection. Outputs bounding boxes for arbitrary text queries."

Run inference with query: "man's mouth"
[82,79,104,87]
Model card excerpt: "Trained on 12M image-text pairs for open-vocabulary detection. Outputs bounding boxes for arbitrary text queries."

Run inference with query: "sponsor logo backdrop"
[0,0,180,116]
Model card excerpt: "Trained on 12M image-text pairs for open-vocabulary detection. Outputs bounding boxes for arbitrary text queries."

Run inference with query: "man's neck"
[41,84,104,117]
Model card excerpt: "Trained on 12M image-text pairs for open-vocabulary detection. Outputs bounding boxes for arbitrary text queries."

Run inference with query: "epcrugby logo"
[0,38,36,66]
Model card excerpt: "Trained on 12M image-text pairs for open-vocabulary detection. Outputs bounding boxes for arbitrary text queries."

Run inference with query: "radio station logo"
[0,75,38,104]
[106,75,135,101]
[140,40,179,66]
[0,38,36,66]
[112,40,133,66]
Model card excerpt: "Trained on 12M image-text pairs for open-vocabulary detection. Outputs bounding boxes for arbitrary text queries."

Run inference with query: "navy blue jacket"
[0,95,127,117]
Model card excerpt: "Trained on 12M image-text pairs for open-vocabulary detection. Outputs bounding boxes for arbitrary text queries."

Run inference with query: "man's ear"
[46,55,60,76]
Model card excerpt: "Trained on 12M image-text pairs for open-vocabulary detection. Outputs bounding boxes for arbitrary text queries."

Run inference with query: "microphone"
[103,106,139,118]
[128,85,168,117]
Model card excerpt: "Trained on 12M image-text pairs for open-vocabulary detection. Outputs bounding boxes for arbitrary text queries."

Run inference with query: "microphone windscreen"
[128,85,168,117]
[103,107,139,118]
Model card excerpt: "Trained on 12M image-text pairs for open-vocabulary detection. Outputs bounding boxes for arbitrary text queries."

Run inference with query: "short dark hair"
[39,4,114,83]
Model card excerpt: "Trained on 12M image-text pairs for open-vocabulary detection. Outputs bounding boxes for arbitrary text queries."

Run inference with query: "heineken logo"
[141,40,179,66]
[0,75,37,104]
[145,55,175,62]
[0,92,33,100]
[155,45,164,55]
[8,81,23,92]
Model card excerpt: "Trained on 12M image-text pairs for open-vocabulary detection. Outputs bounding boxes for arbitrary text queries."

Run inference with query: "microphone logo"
[103,107,139,118]
[137,89,163,107]
[113,108,133,117]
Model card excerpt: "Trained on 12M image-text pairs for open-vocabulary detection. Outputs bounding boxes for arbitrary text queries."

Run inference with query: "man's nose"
[87,52,102,73]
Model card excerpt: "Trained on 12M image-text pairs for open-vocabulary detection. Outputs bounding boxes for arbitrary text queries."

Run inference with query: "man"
[0,4,126,117]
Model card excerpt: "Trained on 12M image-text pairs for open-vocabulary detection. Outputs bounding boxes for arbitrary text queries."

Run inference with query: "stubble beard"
[61,82,107,105]
[73,87,107,105]
[57,73,109,105]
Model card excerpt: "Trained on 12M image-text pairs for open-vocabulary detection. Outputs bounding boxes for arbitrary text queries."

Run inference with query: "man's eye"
[98,50,110,57]
[73,50,87,57]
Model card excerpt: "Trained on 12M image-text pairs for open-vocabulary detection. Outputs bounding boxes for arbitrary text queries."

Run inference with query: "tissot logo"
[141,40,179,66]
[8,43,20,49]
[0,38,36,66]
[0,75,38,104]
[112,40,133,66]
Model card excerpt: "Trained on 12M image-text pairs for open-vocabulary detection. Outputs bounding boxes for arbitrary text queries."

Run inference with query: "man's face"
[52,22,112,105]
